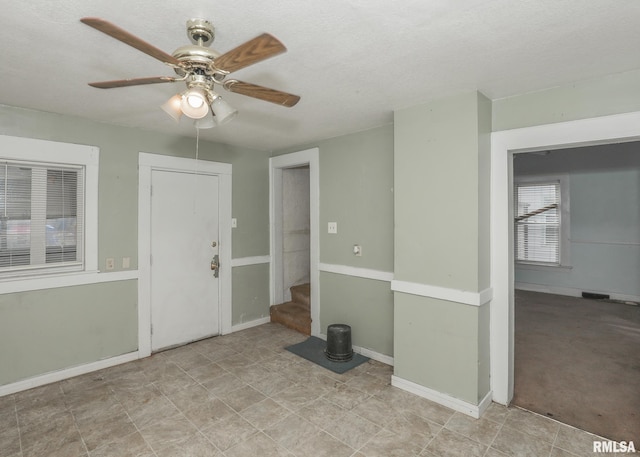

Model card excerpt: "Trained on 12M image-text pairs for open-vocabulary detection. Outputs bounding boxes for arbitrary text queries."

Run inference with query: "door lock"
[210,254,220,278]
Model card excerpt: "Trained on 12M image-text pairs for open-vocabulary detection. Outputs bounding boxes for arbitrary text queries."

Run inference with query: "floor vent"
[581,292,610,300]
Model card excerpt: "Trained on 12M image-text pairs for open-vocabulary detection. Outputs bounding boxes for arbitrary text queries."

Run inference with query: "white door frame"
[490,110,640,405]
[138,152,232,357]
[269,148,320,336]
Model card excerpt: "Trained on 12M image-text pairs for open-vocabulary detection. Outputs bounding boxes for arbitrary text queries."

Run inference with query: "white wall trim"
[319,263,393,282]
[391,375,492,419]
[515,282,640,303]
[270,149,320,336]
[138,152,233,357]
[231,317,271,333]
[0,270,137,295]
[317,333,394,366]
[490,110,640,406]
[231,256,271,268]
[0,351,139,397]
[391,280,493,307]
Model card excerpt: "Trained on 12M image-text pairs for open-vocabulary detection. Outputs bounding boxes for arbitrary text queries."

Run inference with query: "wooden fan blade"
[89,76,177,89]
[81,17,182,67]
[223,80,300,107]
[213,34,286,74]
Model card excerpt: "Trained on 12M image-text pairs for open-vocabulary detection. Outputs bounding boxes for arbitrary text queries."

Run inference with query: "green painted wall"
[393,92,491,405]
[0,104,269,387]
[394,92,490,291]
[232,263,270,325]
[274,125,395,356]
[276,124,395,272]
[320,272,394,356]
[0,281,137,385]
[316,125,394,272]
[493,68,640,131]
[394,293,482,403]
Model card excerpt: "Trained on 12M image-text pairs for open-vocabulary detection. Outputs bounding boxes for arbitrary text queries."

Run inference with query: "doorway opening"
[269,148,320,336]
[511,145,640,440]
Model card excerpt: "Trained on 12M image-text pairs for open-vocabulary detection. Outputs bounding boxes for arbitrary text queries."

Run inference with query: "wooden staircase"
[270,283,311,335]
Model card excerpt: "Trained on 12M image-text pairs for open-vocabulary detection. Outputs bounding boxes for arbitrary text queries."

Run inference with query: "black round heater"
[325,324,353,362]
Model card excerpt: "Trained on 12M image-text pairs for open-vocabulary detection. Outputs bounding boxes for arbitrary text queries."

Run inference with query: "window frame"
[514,174,570,268]
[0,135,98,283]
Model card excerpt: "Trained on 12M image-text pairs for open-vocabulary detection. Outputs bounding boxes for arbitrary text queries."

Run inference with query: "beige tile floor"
[0,323,621,457]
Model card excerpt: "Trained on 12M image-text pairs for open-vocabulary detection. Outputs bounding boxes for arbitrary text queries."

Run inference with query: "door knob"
[210,254,220,278]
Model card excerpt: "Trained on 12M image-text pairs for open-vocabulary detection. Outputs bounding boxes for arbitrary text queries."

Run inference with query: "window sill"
[515,262,573,272]
[0,270,138,295]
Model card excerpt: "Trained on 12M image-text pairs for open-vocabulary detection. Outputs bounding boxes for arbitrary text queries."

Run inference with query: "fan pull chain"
[192,126,201,214]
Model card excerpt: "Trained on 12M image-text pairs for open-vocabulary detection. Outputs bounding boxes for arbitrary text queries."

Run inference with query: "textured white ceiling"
[1,0,639,151]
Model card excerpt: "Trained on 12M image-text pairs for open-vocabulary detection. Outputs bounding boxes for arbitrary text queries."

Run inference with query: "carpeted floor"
[514,290,640,442]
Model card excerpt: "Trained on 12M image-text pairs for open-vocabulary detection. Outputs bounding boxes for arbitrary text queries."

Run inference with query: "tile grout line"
[105,381,161,457]
[482,420,506,457]
[12,395,24,457]
[64,392,91,457]
[158,354,249,455]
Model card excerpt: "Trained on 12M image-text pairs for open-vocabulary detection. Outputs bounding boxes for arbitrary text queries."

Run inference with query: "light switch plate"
[328,222,337,234]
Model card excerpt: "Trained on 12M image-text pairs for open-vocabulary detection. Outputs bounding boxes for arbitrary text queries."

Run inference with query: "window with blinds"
[514,182,560,264]
[0,161,84,274]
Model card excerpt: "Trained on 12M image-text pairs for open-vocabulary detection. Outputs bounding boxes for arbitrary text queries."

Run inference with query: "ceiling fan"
[80,17,300,127]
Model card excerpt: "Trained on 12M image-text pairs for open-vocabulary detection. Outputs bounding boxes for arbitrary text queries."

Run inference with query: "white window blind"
[514,182,560,264]
[0,161,84,274]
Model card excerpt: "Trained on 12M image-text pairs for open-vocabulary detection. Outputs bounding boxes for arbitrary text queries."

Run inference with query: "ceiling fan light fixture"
[195,114,216,129]
[210,95,238,125]
[161,94,183,122]
[180,87,209,119]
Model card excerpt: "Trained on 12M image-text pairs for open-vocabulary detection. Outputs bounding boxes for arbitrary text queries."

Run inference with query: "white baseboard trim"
[0,351,140,397]
[231,316,271,333]
[515,282,640,303]
[231,256,271,268]
[391,280,493,307]
[391,375,493,419]
[318,332,394,366]
[319,263,393,282]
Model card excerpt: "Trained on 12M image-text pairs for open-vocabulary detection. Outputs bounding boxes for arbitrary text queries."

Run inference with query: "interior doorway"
[270,148,320,336]
[281,166,310,301]
[510,143,640,440]
[490,110,640,407]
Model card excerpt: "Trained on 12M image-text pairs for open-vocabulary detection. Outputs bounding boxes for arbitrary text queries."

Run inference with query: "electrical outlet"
[328,222,337,234]
[353,245,362,256]
[106,258,115,270]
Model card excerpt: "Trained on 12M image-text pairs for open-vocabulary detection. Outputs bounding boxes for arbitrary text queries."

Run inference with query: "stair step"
[290,283,310,307]
[270,301,311,335]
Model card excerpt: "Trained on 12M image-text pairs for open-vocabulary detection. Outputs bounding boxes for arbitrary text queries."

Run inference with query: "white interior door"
[150,169,220,351]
